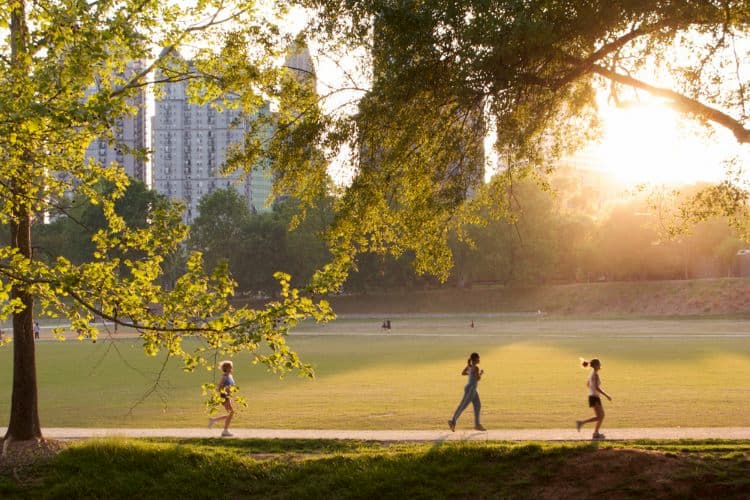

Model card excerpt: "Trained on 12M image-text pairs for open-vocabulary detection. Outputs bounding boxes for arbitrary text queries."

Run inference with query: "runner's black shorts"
[588,395,602,407]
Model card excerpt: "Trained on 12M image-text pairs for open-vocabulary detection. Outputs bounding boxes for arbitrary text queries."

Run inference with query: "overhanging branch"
[556,20,675,90]
[591,63,750,144]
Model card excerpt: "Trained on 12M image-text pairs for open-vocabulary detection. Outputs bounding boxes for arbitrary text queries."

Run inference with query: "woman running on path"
[448,352,486,432]
[576,358,612,439]
[208,360,236,437]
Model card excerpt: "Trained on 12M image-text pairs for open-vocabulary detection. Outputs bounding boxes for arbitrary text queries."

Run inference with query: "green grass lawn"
[1,318,749,429]
[2,438,749,498]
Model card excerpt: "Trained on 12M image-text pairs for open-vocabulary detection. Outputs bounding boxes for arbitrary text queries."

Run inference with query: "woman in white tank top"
[575,358,612,439]
[208,360,236,437]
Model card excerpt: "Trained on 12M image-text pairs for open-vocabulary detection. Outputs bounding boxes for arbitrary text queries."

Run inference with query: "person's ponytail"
[580,357,600,369]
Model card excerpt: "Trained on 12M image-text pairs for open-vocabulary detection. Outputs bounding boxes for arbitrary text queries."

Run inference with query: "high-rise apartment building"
[84,61,148,183]
[152,45,317,223]
[284,44,315,83]
[151,58,274,223]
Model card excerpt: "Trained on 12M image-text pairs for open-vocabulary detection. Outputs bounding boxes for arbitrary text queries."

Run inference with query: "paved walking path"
[13,427,750,441]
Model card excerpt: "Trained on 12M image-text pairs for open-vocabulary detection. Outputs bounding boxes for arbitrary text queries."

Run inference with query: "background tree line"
[39,176,743,296]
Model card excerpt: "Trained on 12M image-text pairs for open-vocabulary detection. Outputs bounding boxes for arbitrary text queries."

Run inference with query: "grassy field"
[1,317,749,430]
[1,438,749,498]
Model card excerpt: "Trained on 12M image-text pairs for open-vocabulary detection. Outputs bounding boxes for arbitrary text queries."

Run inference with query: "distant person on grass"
[208,360,236,437]
[576,358,612,440]
[448,352,486,432]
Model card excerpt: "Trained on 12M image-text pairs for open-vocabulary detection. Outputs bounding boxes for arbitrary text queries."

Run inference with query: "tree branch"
[590,63,750,143]
[555,20,675,90]
[127,353,171,416]
[109,3,241,99]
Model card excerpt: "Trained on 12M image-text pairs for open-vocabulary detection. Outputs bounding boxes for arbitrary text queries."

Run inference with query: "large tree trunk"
[5,213,42,442]
[3,0,41,444]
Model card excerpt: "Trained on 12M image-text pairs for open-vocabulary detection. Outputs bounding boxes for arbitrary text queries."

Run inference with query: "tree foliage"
[190,189,334,293]
[0,0,332,441]
[190,187,254,277]
[33,180,168,266]
[184,178,746,293]
[264,0,750,285]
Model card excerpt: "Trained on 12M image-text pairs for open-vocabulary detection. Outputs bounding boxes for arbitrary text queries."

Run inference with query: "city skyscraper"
[151,54,274,223]
[84,61,148,183]
[151,44,317,224]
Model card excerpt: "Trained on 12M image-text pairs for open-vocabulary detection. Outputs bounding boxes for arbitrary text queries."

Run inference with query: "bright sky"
[579,31,750,188]
[580,97,749,187]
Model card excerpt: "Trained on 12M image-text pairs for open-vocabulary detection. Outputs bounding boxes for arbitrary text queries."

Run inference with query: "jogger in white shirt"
[575,358,612,439]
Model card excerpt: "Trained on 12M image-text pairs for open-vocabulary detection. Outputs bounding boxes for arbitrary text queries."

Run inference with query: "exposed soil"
[528,447,750,499]
[0,438,67,472]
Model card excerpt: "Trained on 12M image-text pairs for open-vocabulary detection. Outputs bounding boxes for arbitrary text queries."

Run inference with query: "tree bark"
[5,213,42,442]
[4,0,42,443]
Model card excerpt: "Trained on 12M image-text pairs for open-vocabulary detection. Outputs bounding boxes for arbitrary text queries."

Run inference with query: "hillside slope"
[328,278,750,316]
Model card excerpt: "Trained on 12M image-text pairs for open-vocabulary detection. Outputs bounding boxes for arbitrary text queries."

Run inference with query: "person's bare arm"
[594,375,611,400]
[473,365,483,381]
[461,365,469,375]
[597,386,612,401]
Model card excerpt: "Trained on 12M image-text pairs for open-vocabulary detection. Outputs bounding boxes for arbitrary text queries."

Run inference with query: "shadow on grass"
[2,439,749,499]
[151,437,376,454]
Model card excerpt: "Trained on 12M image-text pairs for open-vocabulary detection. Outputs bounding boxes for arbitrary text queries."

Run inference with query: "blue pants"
[451,384,481,426]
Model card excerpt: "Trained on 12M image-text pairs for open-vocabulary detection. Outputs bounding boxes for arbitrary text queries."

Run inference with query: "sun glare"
[588,100,740,187]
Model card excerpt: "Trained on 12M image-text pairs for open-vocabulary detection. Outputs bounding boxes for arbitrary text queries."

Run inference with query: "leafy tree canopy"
[190,189,334,293]
[33,180,168,265]
[268,0,750,283]
[1,0,332,441]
